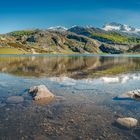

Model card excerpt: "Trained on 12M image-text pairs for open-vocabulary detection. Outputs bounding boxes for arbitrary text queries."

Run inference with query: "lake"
[0,55,140,140]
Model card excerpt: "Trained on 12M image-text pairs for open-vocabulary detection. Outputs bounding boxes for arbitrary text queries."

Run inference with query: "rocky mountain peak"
[103,22,140,34]
[48,26,68,32]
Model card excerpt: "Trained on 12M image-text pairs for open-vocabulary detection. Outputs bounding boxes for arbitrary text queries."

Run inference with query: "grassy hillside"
[0,47,27,54]
[0,30,102,54]
[91,32,128,43]
[0,27,140,54]
[91,31,140,44]
[69,26,140,44]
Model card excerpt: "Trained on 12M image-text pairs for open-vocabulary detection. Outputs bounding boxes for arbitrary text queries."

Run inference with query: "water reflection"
[0,55,140,139]
[0,56,140,78]
[101,73,140,84]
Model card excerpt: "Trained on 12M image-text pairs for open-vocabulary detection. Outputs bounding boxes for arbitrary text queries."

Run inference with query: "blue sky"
[1,0,140,33]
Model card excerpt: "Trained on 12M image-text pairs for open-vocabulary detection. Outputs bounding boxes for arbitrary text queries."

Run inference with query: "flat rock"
[29,85,54,101]
[116,117,138,129]
[6,96,24,104]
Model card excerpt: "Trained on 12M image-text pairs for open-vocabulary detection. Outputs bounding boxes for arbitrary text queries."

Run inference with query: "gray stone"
[6,96,24,104]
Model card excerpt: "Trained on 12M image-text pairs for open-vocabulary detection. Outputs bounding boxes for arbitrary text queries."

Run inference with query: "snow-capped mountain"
[103,22,140,35]
[48,26,68,32]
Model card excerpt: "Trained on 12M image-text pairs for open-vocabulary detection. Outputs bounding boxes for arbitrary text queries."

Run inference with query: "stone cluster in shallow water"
[113,89,140,130]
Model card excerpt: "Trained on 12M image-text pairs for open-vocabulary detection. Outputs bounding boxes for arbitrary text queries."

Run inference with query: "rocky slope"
[0,23,140,54]
[68,25,140,53]
[0,29,101,54]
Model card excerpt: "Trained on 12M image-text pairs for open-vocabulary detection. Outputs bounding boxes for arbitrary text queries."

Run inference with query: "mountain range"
[103,22,140,36]
[1,22,140,54]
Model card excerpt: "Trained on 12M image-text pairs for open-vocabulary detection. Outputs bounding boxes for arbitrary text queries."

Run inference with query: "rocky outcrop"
[99,44,123,54]
[116,117,138,129]
[128,44,140,52]
[68,26,91,36]
[6,30,101,54]
[29,85,55,101]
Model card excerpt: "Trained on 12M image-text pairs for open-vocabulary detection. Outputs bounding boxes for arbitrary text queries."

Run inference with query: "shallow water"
[0,55,140,140]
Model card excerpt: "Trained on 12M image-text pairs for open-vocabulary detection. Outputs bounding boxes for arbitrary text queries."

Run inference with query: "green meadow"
[0,47,27,54]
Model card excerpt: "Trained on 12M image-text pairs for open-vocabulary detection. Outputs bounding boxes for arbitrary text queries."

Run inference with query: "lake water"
[0,55,140,140]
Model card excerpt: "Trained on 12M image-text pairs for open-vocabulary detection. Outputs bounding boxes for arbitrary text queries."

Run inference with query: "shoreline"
[0,53,140,57]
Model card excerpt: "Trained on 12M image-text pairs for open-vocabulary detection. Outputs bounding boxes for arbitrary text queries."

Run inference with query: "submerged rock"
[116,117,138,129]
[6,96,24,104]
[29,85,54,101]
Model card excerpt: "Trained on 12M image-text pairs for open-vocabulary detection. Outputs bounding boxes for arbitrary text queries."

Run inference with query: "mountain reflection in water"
[0,56,140,78]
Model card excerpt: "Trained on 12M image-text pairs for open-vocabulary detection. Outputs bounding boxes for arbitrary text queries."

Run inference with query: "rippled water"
[0,55,140,140]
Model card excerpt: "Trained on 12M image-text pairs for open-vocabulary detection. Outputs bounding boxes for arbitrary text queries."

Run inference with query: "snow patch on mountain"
[48,26,68,32]
[103,22,140,35]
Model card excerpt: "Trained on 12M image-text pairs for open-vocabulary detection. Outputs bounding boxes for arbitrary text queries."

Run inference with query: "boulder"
[29,85,54,101]
[116,117,138,129]
[6,96,24,104]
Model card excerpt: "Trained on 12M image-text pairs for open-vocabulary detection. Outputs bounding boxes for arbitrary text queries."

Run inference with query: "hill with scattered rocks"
[1,23,140,54]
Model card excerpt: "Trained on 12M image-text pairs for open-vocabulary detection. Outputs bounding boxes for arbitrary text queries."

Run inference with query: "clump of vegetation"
[91,32,129,43]
[128,37,140,44]
[9,30,34,36]
[89,31,140,44]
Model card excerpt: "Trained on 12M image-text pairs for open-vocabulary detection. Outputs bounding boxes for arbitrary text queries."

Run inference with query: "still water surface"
[0,55,140,140]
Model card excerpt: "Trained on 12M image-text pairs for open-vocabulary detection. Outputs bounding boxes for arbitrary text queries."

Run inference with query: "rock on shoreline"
[29,85,55,101]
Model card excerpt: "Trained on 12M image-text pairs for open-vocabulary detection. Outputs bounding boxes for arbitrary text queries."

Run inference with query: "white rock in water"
[116,117,138,129]
[29,85,54,101]
[131,90,140,98]
[119,92,135,99]
[128,90,140,98]
[6,96,24,104]
[118,90,140,99]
